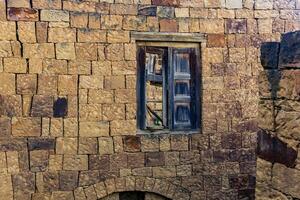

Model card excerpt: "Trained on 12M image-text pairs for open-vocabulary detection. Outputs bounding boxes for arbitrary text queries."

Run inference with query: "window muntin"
[137,43,201,132]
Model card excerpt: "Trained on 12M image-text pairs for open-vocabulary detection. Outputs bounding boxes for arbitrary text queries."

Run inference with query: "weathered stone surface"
[0,21,16,40]
[32,0,61,9]
[110,120,136,136]
[12,117,41,137]
[36,22,48,43]
[272,163,300,198]
[78,29,106,43]
[24,43,55,59]
[138,5,157,16]
[59,171,78,191]
[48,28,76,43]
[152,0,179,6]
[30,150,49,172]
[123,136,141,152]
[17,74,37,94]
[76,43,98,61]
[261,42,280,69]
[99,137,114,155]
[12,172,35,199]
[153,166,176,178]
[0,73,15,95]
[89,155,110,171]
[159,19,177,32]
[8,8,38,21]
[0,95,22,117]
[41,10,69,22]
[63,155,88,170]
[79,122,109,137]
[31,95,53,117]
[110,153,128,171]
[146,152,165,167]
[56,43,76,60]
[226,19,247,34]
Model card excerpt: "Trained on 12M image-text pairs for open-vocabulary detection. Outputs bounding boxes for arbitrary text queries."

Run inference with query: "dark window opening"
[137,45,201,132]
[119,192,145,200]
[53,97,68,118]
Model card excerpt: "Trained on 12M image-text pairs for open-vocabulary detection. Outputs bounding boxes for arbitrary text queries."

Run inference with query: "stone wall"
[0,0,299,199]
[257,31,300,199]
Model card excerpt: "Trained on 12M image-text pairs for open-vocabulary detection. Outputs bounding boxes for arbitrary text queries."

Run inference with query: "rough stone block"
[110,120,136,136]
[207,34,226,47]
[226,0,243,8]
[56,43,76,60]
[70,12,88,28]
[64,155,88,171]
[255,0,273,9]
[51,191,75,200]
[79,76,103,89]
[204,0,224,8]
[157,6,175,18]
[200,19,224,33]
[4,58,27,73]
[0,117,11,137]
[101,15,123,30]
[56,137,77,155]
[8,8,38,21]
[106,44,124,61]
[58,75,77,95]
[159,19,177,32]
[18,21,36,43]
[79,104,102,121]
[30,150,49,172]
[31,95,53,117]
[229,48,246,63]
[110,153,128,171]
[152,0,179,6]
[279,31,300,68]
[141,135,160,152]
[89,155,110,171]
[75,43,98,61]
[41,10,69,22]
[127,153,145,168]
[123,136,141,152]
[36,22,48,43]
[12,117,41,136]
[115,89,136,103]
[12,172,36,199]
[48,28,76,43]
[103,104,125,120]
[88,89,113,103]
[63,1,96,13]
[0,22,16,41]
[0,95,22,117]
[79,122,109,137]
[77,29,106,43]
[24,43,55,59]
[78,137,98,154]
[226,19,247,34]
[32,0,61,9]
[99,137,114,155]
[146,152,165,167]
[69,60,91,75]
[107,31,130,43]
[7,0,30,7]
[17,74,37,94]
[38,75,57,95]
[0,41,13,57]
[0,73,15,95]
[43,59,68,74]
[43,172,59,192]
[59,171,78,191]
[153,166,176,178]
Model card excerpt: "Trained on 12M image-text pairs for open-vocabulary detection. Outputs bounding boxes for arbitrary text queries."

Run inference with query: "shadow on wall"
[257,34,299,168]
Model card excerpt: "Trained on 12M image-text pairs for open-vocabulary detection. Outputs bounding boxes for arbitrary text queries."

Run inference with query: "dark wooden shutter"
[169,48,201,130]
[137,46,146,129]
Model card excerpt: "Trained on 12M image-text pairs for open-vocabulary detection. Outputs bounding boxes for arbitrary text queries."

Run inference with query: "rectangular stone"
[0,22,16,41]
[99,137,114,155]
[8,8,39,21]
[48,28,76,42]
[56,137,77,155]
[0,95,22,117]
[0,73,15,95]
[78,138,98,154]
[31,95,53,117]
[110,120,136,136]
[69,60,91,75]
[24,43,55,59]
[153,166,176,178]
[226,0,243,8]
[0,174,13,199]
[12,117,41,137]
[32,0,61,9]
[75,43,98,61]
[41,10,69,22]
[63,155,88,171]
[70,12,88,28]
[79,76,103,89]
[79,122,109,137]
[100,15,123,30]
[77,29,106,43]
[30,150,49,172]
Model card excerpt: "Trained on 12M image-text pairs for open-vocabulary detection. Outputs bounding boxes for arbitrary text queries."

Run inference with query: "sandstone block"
[110,153,128,171]
[159,135,170,151]
[56,43,76,60]
[36,22,48,43]
[111,120,136,136]
[101,15,123,30]
[6,151,19,173]
[4,58,27,74]
[31,95,53,117]
[104,76,125,89]
[152,0,179,6]
[157,6,175,18]
[115,89,136,103]
[255,0,273,9]
[258,19,273,34]
[63,1,96,13]
[89,155,110,171]
[8,7,38,21]
[56,137,77,155]
[207,34,226,47]
[75,43,98,61]
[159,19,177,32]
[59,171,78,191]
[79,104,102,121]
[43,59,68,74]
[38,75,57,95]
[153,166,176,178]
[30,150,49,172]
[51,191,74,200]
[141,135,160,152]
[204,0,224,8]
[12,117,41,136]
[110,4,137,15]
[0,22,16,41]
[146,152,165,167]
[0,173,14,199]
[79,121,109,137]
[17,22,36,43]
[48,28,76,43]
[99,137,114,155]
[24,43,55,59]
[225,19,247,34]
[226,0,242,8]
[103,104,125,120]
[229,48,246,63]
[0,117,11,137]
[200,19,224,33]
[32,0,61,9]
[78,137,98,154]
[78,29,106,43]
[0,73,15,95]
[170,135,189,151]
[89,13,101,29]
[69,60,91,75]
[50,118,63,137]
[7,0,30,7]
[92,61,111,75]
[0,95,22,117]
[41,10,69,22]
[58,75,77,95]
[70,12,88,28]
[17,74,37,94]
[107,31,130,43]
[88,89,113,103]
[79,76,103,89]
[63,155,88,171]
[123,136,141,152]
[0,41,13,57]
[106,44,124,61]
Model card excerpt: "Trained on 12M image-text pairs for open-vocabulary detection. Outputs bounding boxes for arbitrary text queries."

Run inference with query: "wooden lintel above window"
[131,32,207,43]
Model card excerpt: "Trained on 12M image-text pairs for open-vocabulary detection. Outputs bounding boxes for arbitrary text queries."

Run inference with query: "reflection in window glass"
[175,80,190,96]
[175,104,191,124]
[175,53,190,74]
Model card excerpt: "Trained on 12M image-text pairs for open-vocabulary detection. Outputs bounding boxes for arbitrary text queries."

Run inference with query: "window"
[137,43,201,132]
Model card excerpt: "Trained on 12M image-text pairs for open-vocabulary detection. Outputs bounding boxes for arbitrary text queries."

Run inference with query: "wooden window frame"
[137,42,202,133]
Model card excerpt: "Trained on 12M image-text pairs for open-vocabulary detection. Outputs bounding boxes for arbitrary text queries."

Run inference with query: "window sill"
[137,129,201,135]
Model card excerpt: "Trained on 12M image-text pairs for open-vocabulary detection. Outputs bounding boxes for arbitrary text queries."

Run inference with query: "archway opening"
[99,191,171,200]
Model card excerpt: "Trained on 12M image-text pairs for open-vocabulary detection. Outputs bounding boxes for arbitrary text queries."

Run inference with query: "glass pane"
[146,53,162,75]
[175,103,191,124]
[175,80,190,96]
[175,53,190,74]
[145,51,165,130]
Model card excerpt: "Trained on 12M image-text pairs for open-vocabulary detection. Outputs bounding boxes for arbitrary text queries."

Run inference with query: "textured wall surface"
[0,0,299,199]
[257,31,300,200]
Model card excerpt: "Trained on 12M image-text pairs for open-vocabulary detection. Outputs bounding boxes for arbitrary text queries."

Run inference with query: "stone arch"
[73,177,191,200]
